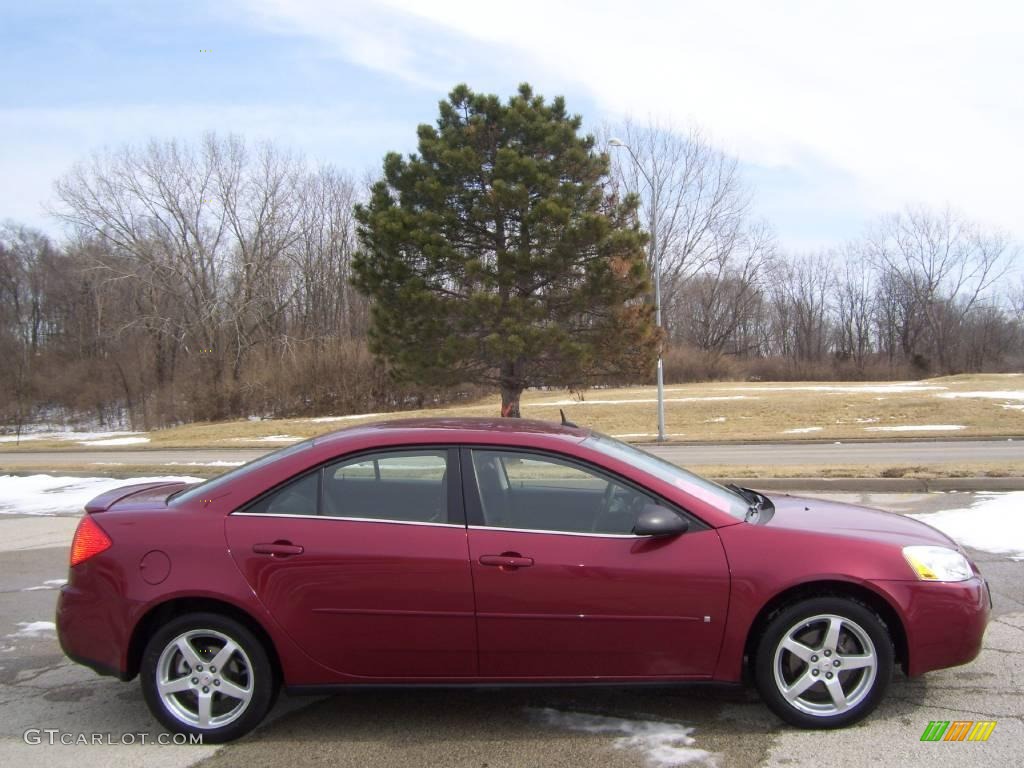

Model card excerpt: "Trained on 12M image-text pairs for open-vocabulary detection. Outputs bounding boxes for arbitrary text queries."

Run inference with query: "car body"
[57,417,991,741]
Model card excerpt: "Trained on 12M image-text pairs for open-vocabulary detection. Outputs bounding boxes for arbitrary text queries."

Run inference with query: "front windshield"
[169,437,316,505]
[583,431,751,521]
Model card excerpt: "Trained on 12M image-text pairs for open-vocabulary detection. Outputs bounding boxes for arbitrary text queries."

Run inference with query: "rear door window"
[242,471,320,516]
[322,450,451,524]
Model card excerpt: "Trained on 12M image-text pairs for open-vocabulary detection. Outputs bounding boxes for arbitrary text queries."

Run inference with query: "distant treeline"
[1,133,1021,430]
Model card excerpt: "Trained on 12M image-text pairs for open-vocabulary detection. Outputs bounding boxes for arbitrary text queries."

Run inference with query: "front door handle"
[253,541,304,557]
[479,553,534,569]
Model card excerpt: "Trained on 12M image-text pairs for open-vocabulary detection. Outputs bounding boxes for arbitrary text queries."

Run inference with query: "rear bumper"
[56,581,134,681]
[61,647,127,680]
[870,575,991,676]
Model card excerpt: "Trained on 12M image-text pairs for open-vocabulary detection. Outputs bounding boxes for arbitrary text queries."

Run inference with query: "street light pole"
[610,138,666,442]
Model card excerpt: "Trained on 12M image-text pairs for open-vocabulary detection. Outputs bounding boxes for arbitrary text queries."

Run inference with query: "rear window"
[169,438,315,506]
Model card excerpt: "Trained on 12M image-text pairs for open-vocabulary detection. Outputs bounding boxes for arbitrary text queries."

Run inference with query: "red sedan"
[57,418,990,742]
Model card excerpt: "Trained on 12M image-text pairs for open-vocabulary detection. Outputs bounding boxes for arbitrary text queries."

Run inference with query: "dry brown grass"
[3,373,1022,451]
[696,462,1022,480]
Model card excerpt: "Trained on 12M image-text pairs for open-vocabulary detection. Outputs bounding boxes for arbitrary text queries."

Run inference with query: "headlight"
[903,545,973,582]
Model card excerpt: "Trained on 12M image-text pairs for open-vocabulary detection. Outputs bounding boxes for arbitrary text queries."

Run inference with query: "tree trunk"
[113,358,135,430]
[499,359,522,417]
[500,385,522,418]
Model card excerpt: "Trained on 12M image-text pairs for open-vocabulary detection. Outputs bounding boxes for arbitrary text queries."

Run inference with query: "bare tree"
[768,253,834,363]
[55,133,306,420]
[290,166,363,340]
[0,225,53,437]
[676,220,775,355]
[603,118,759,335]
[865,206,1014,373]
[1009,277,1024,322]
[832,243,876,368]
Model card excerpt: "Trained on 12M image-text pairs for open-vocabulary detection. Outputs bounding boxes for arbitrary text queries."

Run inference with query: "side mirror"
[633,504,689,537]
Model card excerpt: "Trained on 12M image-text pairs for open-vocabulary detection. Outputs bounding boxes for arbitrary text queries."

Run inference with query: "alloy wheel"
[155,628,255,729]
[772,613,878,717]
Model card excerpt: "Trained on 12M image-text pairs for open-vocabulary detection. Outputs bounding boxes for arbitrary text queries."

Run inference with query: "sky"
[1,0,1022,253]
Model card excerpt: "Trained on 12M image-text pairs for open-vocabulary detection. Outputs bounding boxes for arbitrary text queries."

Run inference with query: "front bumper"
[870,575,991,676]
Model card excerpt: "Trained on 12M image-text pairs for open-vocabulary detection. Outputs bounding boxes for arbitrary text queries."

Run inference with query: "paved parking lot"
[0,492,1020,767]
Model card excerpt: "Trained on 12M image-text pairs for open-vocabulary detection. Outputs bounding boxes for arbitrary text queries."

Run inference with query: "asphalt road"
[1,439,1022,470]
[0,491,1020,767]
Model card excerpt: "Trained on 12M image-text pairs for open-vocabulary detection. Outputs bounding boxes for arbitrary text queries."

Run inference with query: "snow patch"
[78,436,151,446]
[165,461,245,467]
[229,435,301,443]
[863,425,965,432]
[702,417,727,423]
[307,413,386,423]
[0,430,146,444]
[530,708,713,767]
[937,390,1024,400]
[910,492,1024,559]
[23,579,67,591]
[723,383,946,394]
[7,621,56,638]
[782,427,823,434]
[0,474,201,516]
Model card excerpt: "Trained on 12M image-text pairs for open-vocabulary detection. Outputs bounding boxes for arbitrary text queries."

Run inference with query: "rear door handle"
[479,554,534,569]
[253,542,304,557]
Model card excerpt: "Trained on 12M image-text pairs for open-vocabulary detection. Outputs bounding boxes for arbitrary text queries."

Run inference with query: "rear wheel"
[755,597,893,728]
[140,612,276,743]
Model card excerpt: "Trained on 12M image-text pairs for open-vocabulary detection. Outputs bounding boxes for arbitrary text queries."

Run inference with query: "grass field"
[2,373,1023,452]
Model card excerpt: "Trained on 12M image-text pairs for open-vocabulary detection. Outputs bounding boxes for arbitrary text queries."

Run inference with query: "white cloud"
[229,0,461,91]
[233,0,1024,240]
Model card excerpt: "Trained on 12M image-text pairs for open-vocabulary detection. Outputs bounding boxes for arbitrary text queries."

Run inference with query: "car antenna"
[559,408,580,429]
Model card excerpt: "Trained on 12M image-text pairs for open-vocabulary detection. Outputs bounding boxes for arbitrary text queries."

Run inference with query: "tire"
[754,597,894,728]
[140,612,277,743]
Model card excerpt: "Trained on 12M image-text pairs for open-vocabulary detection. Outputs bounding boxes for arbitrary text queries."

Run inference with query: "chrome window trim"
[468,524,646,539]
[230,511,463,528]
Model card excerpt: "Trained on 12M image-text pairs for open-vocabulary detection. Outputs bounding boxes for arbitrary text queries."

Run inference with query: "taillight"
[70,515,112,566]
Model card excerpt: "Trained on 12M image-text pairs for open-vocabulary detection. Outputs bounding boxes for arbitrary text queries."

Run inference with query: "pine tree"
[352,83,658,417]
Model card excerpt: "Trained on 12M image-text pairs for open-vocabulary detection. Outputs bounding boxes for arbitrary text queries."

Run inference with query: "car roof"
[311,416,591,450]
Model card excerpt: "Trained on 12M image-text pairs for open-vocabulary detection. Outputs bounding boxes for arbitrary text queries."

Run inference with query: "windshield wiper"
[726,483,757,505]
[750,488,774,514]
[726,483,759,522]
[728,483,774,522]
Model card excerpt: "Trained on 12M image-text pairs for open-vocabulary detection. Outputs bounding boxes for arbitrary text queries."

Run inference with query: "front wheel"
[140,612,276,743]
[755,597,894,728]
